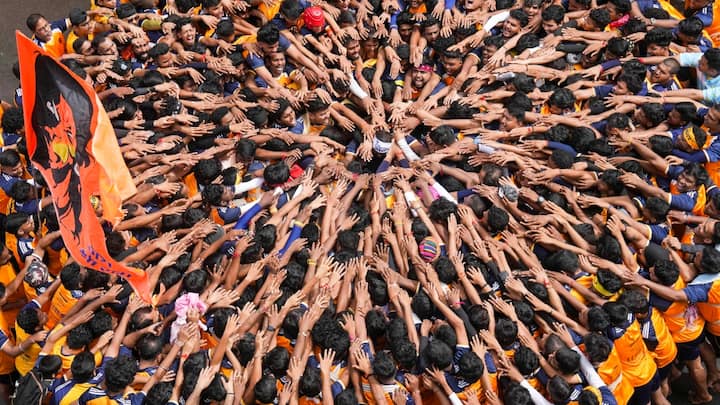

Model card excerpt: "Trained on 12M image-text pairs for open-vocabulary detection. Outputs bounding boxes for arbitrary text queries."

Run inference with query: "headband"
[416,64,433,72]
[592,275,615,298]
[373,138,392,154]
[682,126,700,150]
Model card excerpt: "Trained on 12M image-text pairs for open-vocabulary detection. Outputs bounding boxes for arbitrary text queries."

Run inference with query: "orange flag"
[16,32,150,301]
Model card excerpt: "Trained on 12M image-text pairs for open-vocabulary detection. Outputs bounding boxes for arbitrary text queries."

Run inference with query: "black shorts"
[704,328,720,353]
[628,371,660,405]
[677,333,706,362]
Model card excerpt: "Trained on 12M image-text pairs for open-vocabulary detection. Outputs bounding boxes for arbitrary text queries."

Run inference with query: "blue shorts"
[677,333,705,362]
[628,371,660,405]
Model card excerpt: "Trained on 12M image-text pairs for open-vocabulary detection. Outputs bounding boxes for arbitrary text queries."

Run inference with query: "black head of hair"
[701,246,720,274]
[263,162,291,185]
[365,309,388,340]
[1,107,23,134]
[67,324,93,350]
[619,289,649,314]
[457,351,484,382]
[541,6,565,24]
[679,16,705,38]
[434,323,458,348]
[136,333,164,361]
[425,339,453,369]
[193,159,222,186]
[71,351,96,383]
[547,375,572,403]
[550,149,574,169]
[605,38,630,61]
[263,346,291,378]
[509,8,529,26]
[511,73,536,94]
[391,339,418,370]
[602,301,629,326]
[434,256,458,284]
[514,346,540,375]
[144,382,173,405]
[595,269,623,295]
[515,33,539,53]
[596,234,621,263]
[428,197,458,223]
[89,311,112,338]
[183,270,208,293]
[548,88,576,110]
[553,347,581,375]
[645,27,673,46]
[487,206,510,234]
[254,374,278,403]
[105,355,138,393]
[372,351,397,379]
[411,289,435,319]
[648,134,673,157]
[645,196,670,221]
[495,318,518,348]
[586,306,611,332]
[588,8,611,28]
[37,355,62,379]
[583,333,612,363]
[503,382,533,405]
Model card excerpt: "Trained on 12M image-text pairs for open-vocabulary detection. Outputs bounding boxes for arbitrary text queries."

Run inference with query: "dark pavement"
[0,0,87,101]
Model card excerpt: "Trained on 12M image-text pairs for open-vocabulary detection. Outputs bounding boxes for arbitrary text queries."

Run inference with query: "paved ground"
[0,2,719,405]
[0,0,86,100]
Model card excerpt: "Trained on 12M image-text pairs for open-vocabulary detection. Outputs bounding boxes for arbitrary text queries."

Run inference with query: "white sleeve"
[571,346,606,388]
[233,178,265,195]
[348,75,369,99]
[477,143,496,154]
[448,393,464,405]
[239,201,259,215]
[484,11,509,32]
[403,191,419,217]
[520,380,554,405]
[398,138,421,161]
[432,182,458,204]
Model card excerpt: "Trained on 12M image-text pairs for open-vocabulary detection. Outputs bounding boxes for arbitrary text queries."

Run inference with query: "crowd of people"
[4,0,720,404]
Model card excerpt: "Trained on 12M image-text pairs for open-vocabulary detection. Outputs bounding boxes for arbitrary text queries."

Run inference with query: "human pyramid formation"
[2,0,720,404]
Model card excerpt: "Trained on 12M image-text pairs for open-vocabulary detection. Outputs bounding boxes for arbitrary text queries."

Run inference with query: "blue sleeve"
[672,149,706,163]
[695,7,713,26]
[445,0,456,9]
[547,141,577,155]
[667,165,684,178]
[669,193,697,212]
[331,380,345,397]
[279,34,291,51]
[390,0,405,28]
[684,283,712,303]
[278,225,302,257]
[376,160,391,174]
[648,224,669,244]
[15,199,40,215]
[600,59,622,71]
[247,53,264,69]
[457,189,474,202]
[218,207,242,223]
[51,19,68,31]
[591,120,607,134]
[594,85,614,99]
[600,386,618,405]
[232,203,262,230]
[0,330,8,349]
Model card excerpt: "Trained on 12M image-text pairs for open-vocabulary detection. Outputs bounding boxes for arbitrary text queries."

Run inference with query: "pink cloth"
[170,292,208,342]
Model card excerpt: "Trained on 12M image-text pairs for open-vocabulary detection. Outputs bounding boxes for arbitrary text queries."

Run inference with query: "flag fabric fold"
[16,31,150,301]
